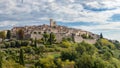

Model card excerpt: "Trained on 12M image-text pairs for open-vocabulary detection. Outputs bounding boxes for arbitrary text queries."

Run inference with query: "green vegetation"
[19,49,25,66]
[0,31,6,40]
[0,31,120,68]
[6,30,11,39]
[81,34,93,39]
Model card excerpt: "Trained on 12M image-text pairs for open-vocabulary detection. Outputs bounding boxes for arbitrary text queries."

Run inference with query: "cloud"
[0,0,120,41]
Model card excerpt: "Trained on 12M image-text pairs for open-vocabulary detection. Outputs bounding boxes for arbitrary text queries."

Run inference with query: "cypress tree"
[49,32,55,45]
[0,53,2,68]
[6,30,11,39]
[100,33,103,38]
[19,49,25,66]
[34,38,37,47]
[0,51,3,68]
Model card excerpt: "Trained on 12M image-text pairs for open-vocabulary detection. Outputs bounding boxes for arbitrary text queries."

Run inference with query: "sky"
[0,0,120,41]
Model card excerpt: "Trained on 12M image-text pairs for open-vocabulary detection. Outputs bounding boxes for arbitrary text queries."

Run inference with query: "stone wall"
[83,39,97,44]
[74,35,83,43]
[30,30,43,40]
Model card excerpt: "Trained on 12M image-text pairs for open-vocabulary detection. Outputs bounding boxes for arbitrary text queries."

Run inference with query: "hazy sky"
[0,0,120,41]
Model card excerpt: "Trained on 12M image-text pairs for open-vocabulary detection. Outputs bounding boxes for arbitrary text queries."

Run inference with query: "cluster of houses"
[11,19,100,44]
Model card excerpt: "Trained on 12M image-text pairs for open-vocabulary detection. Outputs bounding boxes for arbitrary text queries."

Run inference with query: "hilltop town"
[11,19,100,44]
[0,19,120,68]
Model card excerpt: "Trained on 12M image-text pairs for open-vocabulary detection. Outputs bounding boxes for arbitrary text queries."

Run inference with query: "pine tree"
[19,49,25,66]
[6,30,11,39]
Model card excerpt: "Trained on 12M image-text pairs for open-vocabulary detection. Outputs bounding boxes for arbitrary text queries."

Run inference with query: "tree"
[61,41,71,48]
[0,52,3,68]
[34,38,37,47]
[17,29,24,40]
[35,55,56,68]
[49,32,56,45]
[76,44,86,55]
[43,32,49,44]
[6,30,11,39]
[75,53,94,68]
[100,33,103,38]
[19,49,25,66]
[15,40,21,48]
[61,50,77,61]
[0,31,6,40]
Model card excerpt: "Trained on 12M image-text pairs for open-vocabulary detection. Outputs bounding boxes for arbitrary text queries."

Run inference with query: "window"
[34,32,37,34]
[38,32,41,34]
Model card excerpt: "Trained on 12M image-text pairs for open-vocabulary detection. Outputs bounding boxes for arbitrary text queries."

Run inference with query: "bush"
[10,41,16,48]
[35,55,56,68]
[22,46,35,54]
[61,41,71,48]
[46,48,55,52]
[54,46,61,52]
[21,41,29,46]
[15,40,21,48]
[4,42,10,48]
[61,50,77,61]
[97,39,115,49]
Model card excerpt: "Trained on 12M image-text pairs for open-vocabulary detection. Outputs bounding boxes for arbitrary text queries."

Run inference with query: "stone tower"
[50,19,56,27]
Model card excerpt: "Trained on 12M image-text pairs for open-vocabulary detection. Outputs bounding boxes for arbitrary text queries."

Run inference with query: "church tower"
[50,19,57,27]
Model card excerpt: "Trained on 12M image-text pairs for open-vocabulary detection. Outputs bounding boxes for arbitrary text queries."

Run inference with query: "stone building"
[50,19,56,27]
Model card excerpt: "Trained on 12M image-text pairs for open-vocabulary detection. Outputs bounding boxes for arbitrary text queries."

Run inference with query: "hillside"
[0,19,120,68]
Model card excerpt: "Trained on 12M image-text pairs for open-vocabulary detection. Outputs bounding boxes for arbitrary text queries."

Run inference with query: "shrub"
[4,42,10,48]
[21,41,29,46]
[10,41,16,48]
[61,41,71,48]
[61,50,77,61]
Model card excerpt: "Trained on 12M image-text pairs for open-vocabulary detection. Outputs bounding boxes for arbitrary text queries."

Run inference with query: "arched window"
[34,32,37,34]
[38,32,41,34]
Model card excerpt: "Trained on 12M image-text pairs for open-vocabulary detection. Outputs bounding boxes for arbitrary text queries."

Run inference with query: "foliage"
[48,32,56,45]
[21,40,29,46]
[81,34,93,39]
[0,31,6,40]
[61,40,71,48]
[1,35,120,68]
[0,52,3,68]
[35,55,56,68]
[6,30,11,39]
[10,41,16,48]
[100,33,103,38]
[75,53,95,68]
[19,49,25,66]
[15,40,21,48]
[3,60,24,68]
[43,32,49,44]
[61,49,77,61]
[97,39,115,49]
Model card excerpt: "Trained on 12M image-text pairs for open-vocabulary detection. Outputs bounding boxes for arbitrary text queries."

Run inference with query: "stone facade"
[11,19,100,44]
[50,19,56,27]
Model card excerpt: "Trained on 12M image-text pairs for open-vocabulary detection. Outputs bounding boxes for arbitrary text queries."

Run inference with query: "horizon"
[0,0,120,41]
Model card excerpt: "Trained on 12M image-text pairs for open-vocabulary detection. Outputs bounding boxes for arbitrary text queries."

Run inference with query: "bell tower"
[50,19,56,27]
